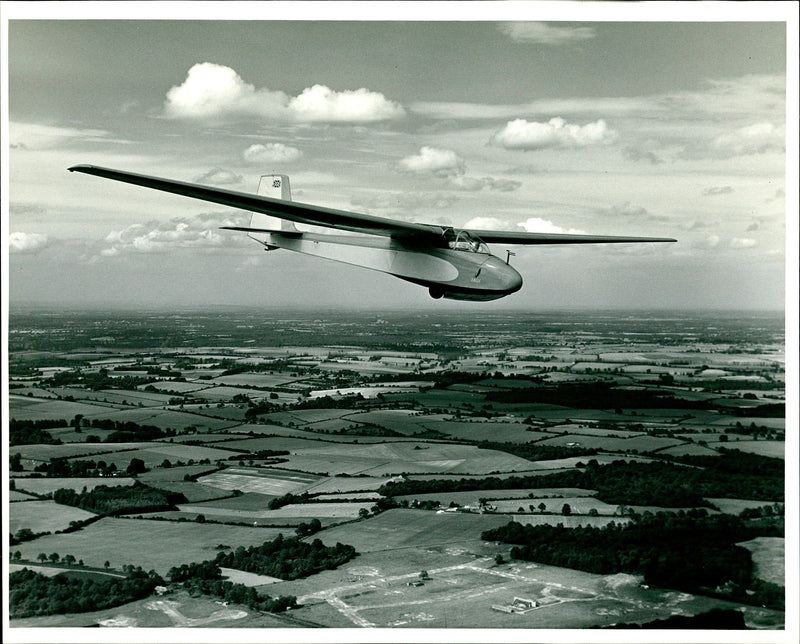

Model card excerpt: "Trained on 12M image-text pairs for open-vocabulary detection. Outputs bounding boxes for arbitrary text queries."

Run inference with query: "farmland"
[6,309,788,631]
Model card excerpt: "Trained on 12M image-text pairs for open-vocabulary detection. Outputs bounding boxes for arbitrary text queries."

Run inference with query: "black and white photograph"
[3,2,797,642]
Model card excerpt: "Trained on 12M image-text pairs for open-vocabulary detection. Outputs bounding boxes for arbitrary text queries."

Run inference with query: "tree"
[561,503,572,516]
[13,551,22,561]
[63,554,76,566]
[48,553,60,564]
[495,553,505,565]
[126,457,147,475]
[358,508,370,519]
[38,553,48,563]
[538,502,546,513]
[104,561,111,570]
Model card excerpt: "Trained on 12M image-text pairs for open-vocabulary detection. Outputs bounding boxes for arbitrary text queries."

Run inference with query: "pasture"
[176,501,373,520]
[396,488,598,507]
[705,440,784,458]
[64,444,238,469]
[11,517,288,575]
[12,476,136,495]
[738,537,784,586]
[492,496,618,515]
[9,396,119,420]
[9,500,96,534]
[313,508,510,553]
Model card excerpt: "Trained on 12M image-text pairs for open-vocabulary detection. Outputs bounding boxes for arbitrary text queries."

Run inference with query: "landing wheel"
[428,286,445,299]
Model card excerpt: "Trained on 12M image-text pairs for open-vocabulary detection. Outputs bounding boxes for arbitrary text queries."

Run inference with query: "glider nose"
[503,264,523,294]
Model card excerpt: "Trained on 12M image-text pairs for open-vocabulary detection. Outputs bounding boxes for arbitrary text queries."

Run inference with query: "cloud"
[9,232,49,254]
[396,146,465,177]
[498,22,595,45]
[623,146,664,165]
[746,222,760,232]
[243,143,302,164]
[702,186,734,196]
[517,218,585,235]
[9,121,121,150]
[692,234,721,249]
[351,192,456,211]
[463,217,516,231]
[164,63,404,123]
[730,237,758,249]
[710,122,784,157]
[447,176,521,192]
[194,168,243,185]
[102,212,251,256]
[288,84,405,122]
[599,202,669,223]
[491,118,617,151]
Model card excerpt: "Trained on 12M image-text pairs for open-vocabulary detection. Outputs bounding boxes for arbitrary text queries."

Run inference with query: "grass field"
[738,537,784,586]
[9,396,121,420]
[12,517,288,575]
[9,589,300,628]
[313,508,510,553]
[176,501,373,520]
[12,476,136,495]
[9,500,96,534]
[11,442,160,463]
[705,440,784,458]
[493,496,618,515]
[707,498,784,515]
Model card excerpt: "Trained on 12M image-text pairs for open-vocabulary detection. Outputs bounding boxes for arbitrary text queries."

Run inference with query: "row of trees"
[9,566,163,618]
[10,419,63,446]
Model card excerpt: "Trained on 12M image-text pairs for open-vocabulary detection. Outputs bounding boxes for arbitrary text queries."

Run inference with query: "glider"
[69,165,675,301]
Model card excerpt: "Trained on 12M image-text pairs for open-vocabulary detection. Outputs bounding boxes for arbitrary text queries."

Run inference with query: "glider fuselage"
[257,231,523,301]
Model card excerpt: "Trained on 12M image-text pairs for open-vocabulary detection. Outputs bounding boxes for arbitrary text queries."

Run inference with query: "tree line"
[482,512,783,610]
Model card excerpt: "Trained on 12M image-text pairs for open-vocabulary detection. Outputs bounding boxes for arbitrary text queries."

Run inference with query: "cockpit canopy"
[443,228,490,254]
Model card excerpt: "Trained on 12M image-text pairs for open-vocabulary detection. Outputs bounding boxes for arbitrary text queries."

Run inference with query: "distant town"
[7,309,785,629]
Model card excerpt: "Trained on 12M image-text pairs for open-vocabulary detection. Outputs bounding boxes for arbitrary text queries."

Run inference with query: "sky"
[3,2,797,311]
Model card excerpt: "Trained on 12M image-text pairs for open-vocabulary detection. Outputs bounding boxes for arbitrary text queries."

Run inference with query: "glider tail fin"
[248,174,297,243]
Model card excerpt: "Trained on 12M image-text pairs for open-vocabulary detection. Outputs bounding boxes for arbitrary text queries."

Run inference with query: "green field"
[313,508,509,553]
[9,500,96,534]
[12,517,289,575]
[12,477,136,495]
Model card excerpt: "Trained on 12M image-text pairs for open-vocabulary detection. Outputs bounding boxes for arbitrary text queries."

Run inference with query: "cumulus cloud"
[243,143,302,164]
[164,63,404,123]
[194,168,243,185]
[9,232,49,254]
[517,218,585,235]
[746,222,760,232]
[288,85,405,122]
[498,22,595,45]
[102,213,250,256]
[491,118,617,151]
[464,217,516,231]
[710,122,784,157]
[396,146,466,177]
[730,237,758,249]
[702,186,734,196]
